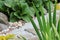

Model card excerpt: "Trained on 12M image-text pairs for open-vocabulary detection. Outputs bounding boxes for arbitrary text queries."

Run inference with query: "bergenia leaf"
[22,15,30,22]
[0,1,6,11]
[4,0,16,8]
[10,12,18,22]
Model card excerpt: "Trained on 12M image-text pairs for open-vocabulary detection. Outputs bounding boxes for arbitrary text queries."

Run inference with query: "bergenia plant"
[0,0,53,22]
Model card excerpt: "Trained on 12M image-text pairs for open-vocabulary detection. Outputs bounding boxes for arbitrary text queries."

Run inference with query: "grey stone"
[0,23,8,31]
[0,12,9,25]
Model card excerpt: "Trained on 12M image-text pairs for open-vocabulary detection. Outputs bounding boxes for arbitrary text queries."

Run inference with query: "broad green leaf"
[29,7,35,16]
[10,12,18,22]
[23,6,35,16]
[14,11,21,19]
[14,11,30,22]
[22,15,30,22]
[0,1,6,11]
[4,0,16,8]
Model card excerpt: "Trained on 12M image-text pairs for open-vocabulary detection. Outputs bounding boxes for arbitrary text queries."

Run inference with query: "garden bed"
[0,0,60,40]
[0,10,60,40]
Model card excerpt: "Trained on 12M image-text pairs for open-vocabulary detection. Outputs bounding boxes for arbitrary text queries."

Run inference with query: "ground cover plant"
[0,0,53,22]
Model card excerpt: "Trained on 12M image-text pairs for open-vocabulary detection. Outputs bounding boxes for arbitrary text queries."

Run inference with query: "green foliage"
[28,0,60,40]
[0,0,53,22]
[57,19,60,36]
[53,0,57,26]
[0,0,35,22]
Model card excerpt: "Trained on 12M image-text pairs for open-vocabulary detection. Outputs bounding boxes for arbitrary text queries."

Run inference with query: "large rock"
[0,12,9,25]
[0,12,9,31]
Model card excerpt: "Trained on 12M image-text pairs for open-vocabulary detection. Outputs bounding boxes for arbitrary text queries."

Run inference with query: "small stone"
[12,22,18,27]
[18,20,25,26]
[18,21,22,27]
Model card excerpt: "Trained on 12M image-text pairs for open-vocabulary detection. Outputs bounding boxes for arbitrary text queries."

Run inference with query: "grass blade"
[27,14,42,40]
[39,0,47,32]
[57,19,60,36]
[32,2,43,32]
[53,0,57,26]
[52,24,59,40]
[48,0,52,27]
